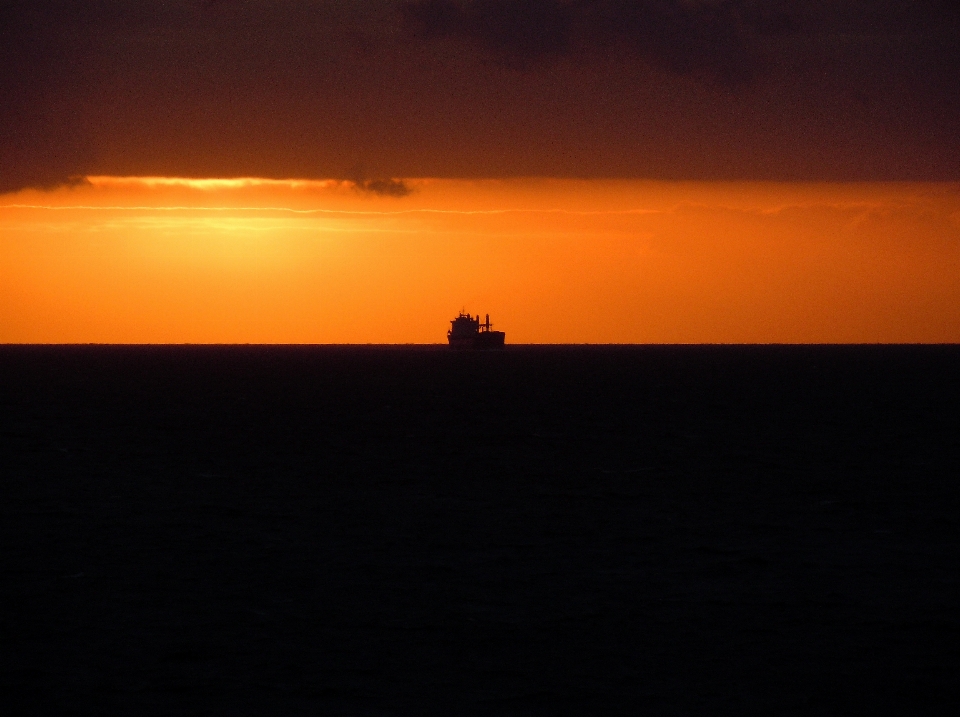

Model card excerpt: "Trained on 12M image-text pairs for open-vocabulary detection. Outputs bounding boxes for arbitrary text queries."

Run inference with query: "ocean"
[3,345,959,714]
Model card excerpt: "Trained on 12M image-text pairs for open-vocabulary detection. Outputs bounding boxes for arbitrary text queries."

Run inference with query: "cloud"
[355,178,413,198]
[1,1,959,192]
[346,165,413,197]
[401,0,760,83]
[402,0,573,69]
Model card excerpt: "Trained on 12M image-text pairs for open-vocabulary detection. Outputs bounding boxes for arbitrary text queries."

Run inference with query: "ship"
[447,311,505,349]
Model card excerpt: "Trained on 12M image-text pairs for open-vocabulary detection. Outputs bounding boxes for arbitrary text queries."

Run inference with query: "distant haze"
[3,178,958,343]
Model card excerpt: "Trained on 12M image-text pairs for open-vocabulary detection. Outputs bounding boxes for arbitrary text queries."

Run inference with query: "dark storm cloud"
[402,0,575,69]
[400,0,758,83]
[1,1,959,192]
[0,2,100,192]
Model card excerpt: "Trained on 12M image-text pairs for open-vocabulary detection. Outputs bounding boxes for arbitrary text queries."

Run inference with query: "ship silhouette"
[447,311,505,349]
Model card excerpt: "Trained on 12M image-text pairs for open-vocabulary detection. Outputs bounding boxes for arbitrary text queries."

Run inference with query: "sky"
[2,1,959,343]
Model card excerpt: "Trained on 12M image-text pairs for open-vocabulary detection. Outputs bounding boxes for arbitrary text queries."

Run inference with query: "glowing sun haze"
[2,177,958,344]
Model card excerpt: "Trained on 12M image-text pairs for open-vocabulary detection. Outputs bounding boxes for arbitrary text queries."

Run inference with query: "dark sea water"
[2,345,959,715]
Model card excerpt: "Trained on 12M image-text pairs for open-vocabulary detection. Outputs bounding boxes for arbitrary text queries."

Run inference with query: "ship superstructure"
[447,312,505,349]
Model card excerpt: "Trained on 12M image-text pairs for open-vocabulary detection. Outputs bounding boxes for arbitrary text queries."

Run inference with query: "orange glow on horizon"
[2,178,959,343]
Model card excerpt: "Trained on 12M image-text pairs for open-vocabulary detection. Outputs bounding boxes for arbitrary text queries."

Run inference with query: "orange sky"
[2,178,959,343]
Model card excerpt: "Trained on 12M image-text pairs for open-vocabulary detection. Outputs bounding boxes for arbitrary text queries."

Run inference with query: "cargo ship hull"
[448,331,505,350]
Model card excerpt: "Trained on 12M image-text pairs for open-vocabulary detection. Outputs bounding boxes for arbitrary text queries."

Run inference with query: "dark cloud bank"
[402,0,760,82]
[2,1,958,192]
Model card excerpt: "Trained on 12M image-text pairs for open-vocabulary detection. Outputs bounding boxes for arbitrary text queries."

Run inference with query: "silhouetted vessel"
[448,312,505,350]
